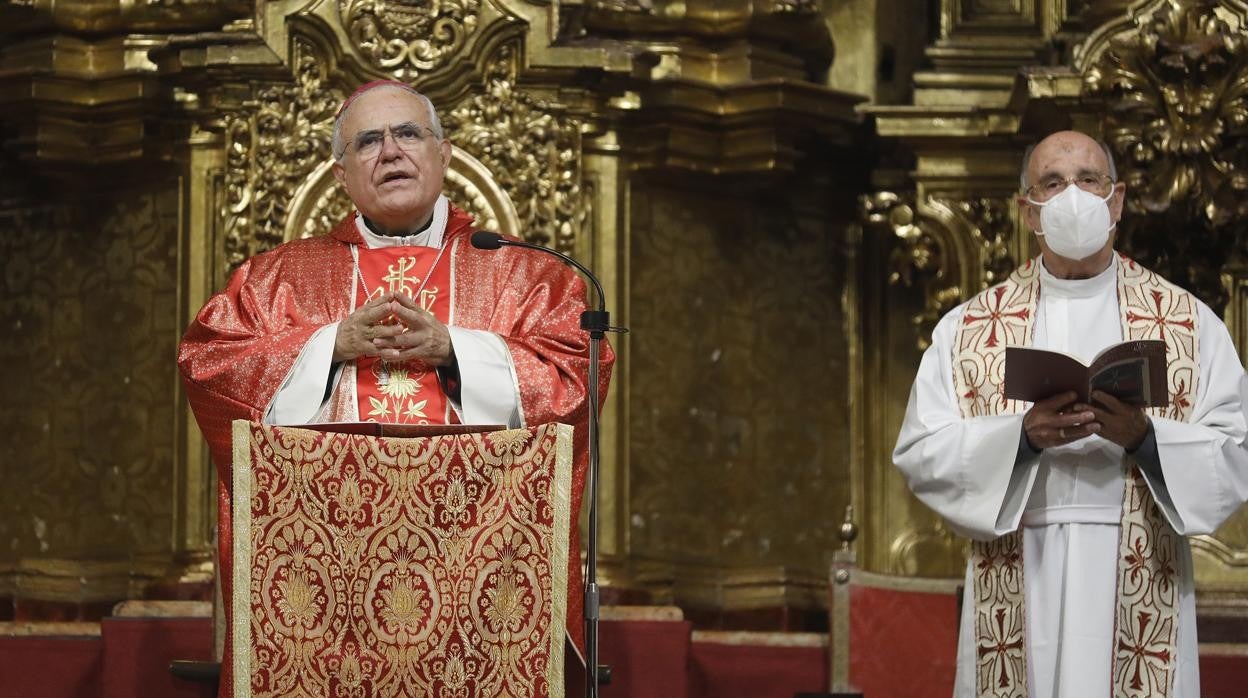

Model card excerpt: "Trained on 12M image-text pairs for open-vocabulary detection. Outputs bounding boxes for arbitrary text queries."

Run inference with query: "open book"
[1003,339,1168,407]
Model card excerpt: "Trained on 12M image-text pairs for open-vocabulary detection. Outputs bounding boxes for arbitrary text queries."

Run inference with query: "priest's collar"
[354,195,449,249]
[1039,251,1117,299]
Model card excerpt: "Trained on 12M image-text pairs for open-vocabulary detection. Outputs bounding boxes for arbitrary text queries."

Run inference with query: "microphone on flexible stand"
[470,230,625,698]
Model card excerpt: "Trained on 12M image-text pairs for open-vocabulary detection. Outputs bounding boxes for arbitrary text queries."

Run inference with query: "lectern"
[224,420,582,697]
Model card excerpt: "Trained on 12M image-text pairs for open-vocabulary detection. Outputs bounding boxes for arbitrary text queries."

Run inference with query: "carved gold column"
[582,0,869,615]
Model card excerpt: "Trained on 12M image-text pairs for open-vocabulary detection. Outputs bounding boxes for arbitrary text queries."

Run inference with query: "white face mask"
[1027,183,1116,260]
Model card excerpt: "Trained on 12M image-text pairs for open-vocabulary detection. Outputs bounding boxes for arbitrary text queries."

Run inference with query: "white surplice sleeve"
[893,306,1040,540]
[262,323,522,427]
[447,326,522,427]
[264,323,340,424]
[1146,302,1248,535]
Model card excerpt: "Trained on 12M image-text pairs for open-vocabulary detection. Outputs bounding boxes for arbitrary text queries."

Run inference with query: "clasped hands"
[332,292,454,367]
[1022,390,1150,452]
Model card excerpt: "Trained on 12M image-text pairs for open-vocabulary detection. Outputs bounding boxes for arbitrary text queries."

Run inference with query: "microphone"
[470,229,622,698]
[470,231,504,250]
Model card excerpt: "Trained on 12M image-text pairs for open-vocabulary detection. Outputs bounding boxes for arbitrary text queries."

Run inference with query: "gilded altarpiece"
[4,0,1246,625]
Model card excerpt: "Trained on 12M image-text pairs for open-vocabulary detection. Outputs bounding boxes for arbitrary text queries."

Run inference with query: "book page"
[1087,340,1168,407]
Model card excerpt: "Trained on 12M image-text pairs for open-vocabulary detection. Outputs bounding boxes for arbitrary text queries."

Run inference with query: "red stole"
[953,255,1199,698]
[355,245,453,424]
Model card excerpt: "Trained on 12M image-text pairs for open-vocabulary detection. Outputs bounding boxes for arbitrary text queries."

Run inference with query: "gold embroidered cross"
[382,256,421,296]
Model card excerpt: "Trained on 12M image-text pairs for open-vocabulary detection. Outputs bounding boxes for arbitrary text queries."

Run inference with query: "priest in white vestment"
[894,130,1248,698]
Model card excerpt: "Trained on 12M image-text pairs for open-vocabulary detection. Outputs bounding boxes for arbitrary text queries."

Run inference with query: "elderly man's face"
[333,87,451,232]
[1020,131,1126,238]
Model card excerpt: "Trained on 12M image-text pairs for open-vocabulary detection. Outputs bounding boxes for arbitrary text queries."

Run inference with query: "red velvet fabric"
[3,613,1247,697]
[0,635,102,698]
[599,619,692,698]
[1198,652,1248,698]
[689,639,826,698]
[100,617,214,698]
[848,585,958,698]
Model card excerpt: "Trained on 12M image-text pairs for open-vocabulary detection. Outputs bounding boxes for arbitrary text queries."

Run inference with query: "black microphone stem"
[585,328,602,698]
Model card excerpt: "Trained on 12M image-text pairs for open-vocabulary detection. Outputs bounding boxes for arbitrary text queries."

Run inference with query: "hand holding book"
[1008,340,1164,450]
[1004,340,1169,407]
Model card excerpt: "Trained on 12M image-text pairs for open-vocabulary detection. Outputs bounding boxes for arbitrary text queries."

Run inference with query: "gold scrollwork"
[865,191,1018,349]
[222,40,343,268]
[441,44,588,253]
[587,0,653,13]
[940,196,1016,290]
[221,38,562,263]
[863,191,959,349]
[1084,0,1248,312]
[340,0,481,79]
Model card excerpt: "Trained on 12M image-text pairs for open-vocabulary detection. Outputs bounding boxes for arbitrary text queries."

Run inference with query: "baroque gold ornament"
[866,192,1017,349]
[768,0,819,15]
[221,37,528,264]
[340,0,482,79]
[222,40,343,268]
[441,44,588,253]
[1085,0,1248,313]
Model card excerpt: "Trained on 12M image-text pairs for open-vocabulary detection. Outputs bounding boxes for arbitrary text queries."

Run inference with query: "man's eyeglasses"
[1025,173,1115,202]
[345,121,438,160]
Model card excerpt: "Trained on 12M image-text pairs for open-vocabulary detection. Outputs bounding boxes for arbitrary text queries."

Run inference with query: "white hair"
[331,83,444,161]
[1019,137,1118,191]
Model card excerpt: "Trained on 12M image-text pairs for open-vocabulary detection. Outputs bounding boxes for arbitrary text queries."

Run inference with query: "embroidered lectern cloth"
[230,420,573,698]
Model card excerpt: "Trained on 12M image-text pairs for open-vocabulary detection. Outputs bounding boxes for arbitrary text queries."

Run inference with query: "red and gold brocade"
[178,205,613,693]
[231,421,574,698]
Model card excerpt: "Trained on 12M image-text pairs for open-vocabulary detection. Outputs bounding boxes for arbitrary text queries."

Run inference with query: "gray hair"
[331,83,444,161]
[1019,137,1118,191]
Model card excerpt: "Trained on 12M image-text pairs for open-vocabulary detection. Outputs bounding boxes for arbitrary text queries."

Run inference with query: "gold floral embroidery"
[403,398,429,421]
[276,570,321,630]
[380,578,426,633]
[367,395,391,421]
[378,366,421,400]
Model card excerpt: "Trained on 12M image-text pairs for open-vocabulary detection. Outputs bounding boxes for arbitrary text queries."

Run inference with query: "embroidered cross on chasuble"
[355,246,454,425]
[952,255,1200,698]
[231,421,574,698]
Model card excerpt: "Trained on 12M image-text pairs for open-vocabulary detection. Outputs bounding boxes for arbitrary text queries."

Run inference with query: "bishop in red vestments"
[178,81,612,690]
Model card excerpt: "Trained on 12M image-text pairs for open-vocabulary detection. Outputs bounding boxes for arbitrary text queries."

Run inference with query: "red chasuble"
[178,205,612,695]
[355,246,453,425]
